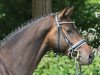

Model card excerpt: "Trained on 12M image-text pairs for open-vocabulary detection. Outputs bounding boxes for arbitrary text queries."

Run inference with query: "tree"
[32,0,52,19]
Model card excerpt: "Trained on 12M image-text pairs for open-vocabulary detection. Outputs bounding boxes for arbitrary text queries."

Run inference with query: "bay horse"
[0,7,94,75]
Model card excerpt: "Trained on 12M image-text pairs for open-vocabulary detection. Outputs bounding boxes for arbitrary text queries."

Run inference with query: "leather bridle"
[55,12,86,75]
[55,12,86,59]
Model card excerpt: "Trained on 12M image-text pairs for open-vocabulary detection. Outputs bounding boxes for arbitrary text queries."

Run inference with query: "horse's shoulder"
[0,59,9,75]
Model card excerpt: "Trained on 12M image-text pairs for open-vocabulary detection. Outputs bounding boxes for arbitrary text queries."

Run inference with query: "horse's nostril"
[89,54,94,64]
[89,54,93,59]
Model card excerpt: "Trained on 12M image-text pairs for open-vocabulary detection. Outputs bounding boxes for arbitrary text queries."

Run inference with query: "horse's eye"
[67,29,72,34]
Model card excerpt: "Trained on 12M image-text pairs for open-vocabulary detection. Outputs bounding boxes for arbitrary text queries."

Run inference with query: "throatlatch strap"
[57,27,61,50]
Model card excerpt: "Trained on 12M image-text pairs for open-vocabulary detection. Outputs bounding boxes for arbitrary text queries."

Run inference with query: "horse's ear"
[58,8,68,19]
[58,6,74,19]
[66,6,74,16]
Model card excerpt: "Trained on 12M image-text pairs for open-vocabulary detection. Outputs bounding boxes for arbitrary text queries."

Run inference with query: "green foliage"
[73,1,100,48]
[33,52,100,75]
[0,0,32,40]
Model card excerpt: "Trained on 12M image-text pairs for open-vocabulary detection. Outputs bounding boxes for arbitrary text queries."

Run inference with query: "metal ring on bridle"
[71,50,80,59]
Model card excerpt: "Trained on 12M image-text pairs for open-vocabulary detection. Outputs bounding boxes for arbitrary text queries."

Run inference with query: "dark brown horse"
[0,7,94,75]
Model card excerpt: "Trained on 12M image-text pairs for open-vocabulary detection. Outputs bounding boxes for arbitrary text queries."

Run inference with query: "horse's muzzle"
[76,51,94,65]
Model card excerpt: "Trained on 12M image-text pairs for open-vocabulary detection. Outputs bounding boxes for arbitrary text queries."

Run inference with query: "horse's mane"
[0,13,55,45]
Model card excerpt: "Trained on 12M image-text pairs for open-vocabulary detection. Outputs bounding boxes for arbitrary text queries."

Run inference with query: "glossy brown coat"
[0,7,93,75]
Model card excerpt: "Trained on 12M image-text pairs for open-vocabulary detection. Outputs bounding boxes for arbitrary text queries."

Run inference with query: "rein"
[55,12,86,75]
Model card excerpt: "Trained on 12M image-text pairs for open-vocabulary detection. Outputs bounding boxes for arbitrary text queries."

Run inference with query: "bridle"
[55,12,86,57]
[55,12,86,75]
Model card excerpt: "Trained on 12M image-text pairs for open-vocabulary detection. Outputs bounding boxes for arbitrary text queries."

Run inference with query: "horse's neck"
[0,16,53,75]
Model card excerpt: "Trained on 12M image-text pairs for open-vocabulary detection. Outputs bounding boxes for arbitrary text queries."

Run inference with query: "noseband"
[55,12,86,58]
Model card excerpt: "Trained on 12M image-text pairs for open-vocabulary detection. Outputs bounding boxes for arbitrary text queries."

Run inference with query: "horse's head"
[48,7,94,65]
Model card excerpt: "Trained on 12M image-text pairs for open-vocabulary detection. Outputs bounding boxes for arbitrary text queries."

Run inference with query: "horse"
[0,7,94,75]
